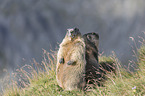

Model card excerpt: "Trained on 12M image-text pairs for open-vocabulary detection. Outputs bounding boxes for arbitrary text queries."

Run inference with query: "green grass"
[2,45,145,96]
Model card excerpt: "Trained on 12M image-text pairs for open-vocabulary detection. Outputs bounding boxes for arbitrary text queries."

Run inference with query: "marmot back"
[56,28,86,91]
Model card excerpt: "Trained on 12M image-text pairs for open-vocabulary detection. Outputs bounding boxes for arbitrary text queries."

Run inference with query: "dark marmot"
[83,33,116,86]
[56,28,86,91]
[83,32,100,84]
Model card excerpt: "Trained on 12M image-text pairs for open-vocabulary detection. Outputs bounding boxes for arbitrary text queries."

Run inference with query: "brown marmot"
[56,28,86,91]
[83,32,100,84]
[83,33,116,86]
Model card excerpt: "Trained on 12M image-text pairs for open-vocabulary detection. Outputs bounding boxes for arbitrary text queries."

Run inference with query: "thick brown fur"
[56,28,86,91]
[83,33,116,86]
[83,32,100,85]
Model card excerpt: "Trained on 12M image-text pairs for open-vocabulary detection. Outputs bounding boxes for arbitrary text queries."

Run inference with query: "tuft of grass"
[138,45,145,69]
[2,45,145,96]
[2,50,86,96]
[99,55,117,73]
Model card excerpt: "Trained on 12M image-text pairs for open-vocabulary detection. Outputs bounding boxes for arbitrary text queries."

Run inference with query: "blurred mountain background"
[0,0,145,89]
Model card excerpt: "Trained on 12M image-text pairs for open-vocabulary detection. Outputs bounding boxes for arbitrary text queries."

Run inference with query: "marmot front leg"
[67,60,76,65]
[59,58,64,64]
[57,46,65,64]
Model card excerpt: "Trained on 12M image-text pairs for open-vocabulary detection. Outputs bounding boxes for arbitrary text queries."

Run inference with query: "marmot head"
[66,28,81,41]
[83,32,99,48]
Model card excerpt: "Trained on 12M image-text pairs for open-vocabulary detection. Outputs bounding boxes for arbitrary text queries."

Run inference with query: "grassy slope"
[2,45,145,96]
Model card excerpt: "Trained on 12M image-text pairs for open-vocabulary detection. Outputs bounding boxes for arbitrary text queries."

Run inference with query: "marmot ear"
[74,28,79,32]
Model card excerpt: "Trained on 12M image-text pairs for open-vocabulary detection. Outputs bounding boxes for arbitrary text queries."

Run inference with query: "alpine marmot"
[83,32,100,84]
[56,28,86,91]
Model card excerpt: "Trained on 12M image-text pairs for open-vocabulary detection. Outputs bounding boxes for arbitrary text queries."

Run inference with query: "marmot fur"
[83,33,116,86]
[83,32,100,84]
[56,28,86,91]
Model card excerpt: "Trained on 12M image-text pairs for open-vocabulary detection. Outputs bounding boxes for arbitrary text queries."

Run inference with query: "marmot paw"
[67,60,76,65]
[59,58,64,64]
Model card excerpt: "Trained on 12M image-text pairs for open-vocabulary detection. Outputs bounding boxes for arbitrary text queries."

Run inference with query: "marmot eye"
[74,28,79,32]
